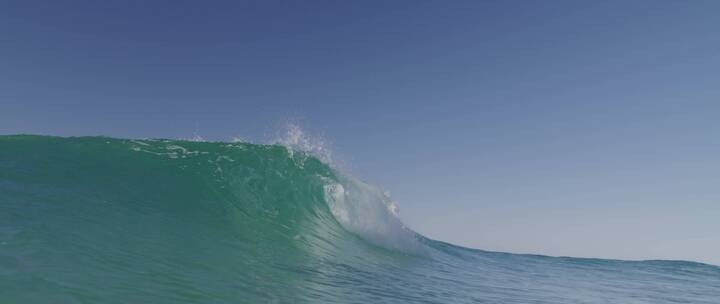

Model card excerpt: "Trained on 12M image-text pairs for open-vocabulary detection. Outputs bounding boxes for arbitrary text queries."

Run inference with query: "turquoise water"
[1,135,718,303]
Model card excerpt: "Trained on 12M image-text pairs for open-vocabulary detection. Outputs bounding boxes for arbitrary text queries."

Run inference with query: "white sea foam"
[323,173,421,253]
[274,123,420,252]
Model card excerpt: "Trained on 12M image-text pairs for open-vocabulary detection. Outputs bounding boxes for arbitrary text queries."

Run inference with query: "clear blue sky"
[2,0,719,265]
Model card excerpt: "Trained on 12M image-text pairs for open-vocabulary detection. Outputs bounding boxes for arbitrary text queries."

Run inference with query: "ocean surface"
[1,135,718,303]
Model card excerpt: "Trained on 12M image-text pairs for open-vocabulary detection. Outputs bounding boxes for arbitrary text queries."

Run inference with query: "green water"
[1,136,719,303]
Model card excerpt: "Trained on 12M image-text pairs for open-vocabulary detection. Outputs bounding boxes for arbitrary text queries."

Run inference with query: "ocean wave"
[1,135,718,303]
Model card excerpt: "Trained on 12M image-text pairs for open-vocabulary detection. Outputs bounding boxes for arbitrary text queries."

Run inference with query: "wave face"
[1,135,719,303]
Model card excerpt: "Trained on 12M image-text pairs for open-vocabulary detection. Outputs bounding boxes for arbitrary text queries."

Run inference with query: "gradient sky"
[2,1,719,265]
